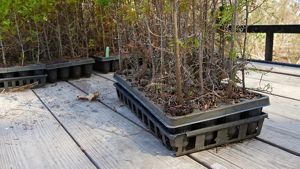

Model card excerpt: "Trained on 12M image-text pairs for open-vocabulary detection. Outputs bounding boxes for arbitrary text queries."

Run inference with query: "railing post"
[265,32,274,61]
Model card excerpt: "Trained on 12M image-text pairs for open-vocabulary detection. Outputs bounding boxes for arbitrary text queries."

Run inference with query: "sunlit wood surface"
[1,62,299,169]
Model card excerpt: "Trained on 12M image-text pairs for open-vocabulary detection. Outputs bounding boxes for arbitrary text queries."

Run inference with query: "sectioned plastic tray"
[46,58,95,82]
[0,74,47,90]
[92,56,119,73]
[114,74,270,131]
[114,82,268,156]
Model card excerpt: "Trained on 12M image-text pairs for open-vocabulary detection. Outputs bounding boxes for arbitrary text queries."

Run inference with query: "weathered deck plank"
[94,72,115,81]
[264,94,300,121]
[33,82,206,169]
[0,91,96,169]
[243,66,300,100]
[191,140,300,169]
[245,77,300,100]
[70,75,145,128]
[243,70,300,154]
[259,113,300,154]
[245,70,300,87]
[70,74,300,169]
[247,61,300,76]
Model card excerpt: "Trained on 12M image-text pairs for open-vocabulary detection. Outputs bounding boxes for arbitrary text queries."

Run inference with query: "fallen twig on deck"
[8,81,39,92]
[77,92,100,101]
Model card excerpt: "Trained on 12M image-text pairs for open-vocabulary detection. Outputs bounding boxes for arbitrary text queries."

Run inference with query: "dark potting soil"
[117,69,260,117]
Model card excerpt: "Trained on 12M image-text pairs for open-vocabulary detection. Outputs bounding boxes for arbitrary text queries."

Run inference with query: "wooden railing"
[237,25,300,62]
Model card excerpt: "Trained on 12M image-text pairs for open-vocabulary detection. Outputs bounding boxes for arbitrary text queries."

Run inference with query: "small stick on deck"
[8,81,39,92]
[77,92,100,101]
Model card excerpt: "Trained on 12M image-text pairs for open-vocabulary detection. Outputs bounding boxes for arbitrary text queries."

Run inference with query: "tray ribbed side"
[0,75,47,90]
[115,83,268,156]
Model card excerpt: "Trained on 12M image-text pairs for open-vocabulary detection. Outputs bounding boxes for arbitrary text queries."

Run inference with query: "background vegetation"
[2,0,297,111]
[247,0,300,64]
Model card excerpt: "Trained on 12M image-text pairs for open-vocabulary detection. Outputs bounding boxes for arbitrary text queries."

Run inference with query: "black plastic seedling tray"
[46,58,95,83]
[0,64,46,77]
[0,64,47,90]
[92,56,119,73]
[114,74,269,156]
[114,74,269,131]
[115,83,268,156]
[0,74,47,90]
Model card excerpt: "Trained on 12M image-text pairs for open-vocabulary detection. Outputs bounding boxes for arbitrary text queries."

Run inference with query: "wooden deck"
[1,63,300,169]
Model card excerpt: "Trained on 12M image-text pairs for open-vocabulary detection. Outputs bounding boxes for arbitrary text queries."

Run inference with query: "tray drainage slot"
[204,131,217,146]
[186,136,196,151]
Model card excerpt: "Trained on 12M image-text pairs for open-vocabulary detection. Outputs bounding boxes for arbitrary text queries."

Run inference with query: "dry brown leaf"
[77,92,100,101]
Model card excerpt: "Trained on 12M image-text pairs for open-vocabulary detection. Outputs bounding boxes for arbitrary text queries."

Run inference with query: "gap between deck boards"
[31,89,101,169]
[0,90,97,169]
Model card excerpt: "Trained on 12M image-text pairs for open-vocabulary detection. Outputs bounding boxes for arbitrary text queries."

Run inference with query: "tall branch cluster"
[0,0,253,107]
